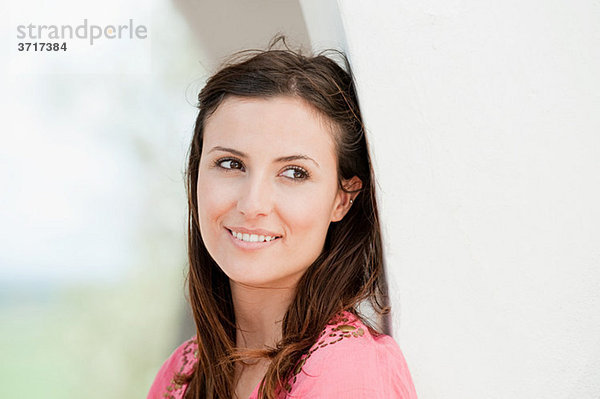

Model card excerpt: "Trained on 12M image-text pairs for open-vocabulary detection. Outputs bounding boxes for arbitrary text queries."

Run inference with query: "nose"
[236,171,274,218]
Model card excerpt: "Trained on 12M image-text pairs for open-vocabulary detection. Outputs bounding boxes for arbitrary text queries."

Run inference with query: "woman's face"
[197,95,356,289]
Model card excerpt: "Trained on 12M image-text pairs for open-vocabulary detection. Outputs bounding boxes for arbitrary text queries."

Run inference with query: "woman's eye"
[281,167,308,180]
[218,159,243,170]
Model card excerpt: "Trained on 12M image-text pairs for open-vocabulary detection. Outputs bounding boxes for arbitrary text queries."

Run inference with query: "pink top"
[147,312,418,399]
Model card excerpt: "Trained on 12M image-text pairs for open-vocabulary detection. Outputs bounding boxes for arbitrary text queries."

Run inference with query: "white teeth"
[230,229,278,243]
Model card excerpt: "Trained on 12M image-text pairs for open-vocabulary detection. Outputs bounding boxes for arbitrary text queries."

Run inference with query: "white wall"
[305,1,600,398]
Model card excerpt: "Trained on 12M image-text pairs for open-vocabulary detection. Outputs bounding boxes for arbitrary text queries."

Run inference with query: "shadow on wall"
[171,0,311,70]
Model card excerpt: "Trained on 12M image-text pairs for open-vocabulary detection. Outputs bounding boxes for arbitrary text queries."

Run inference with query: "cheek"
[280,186,335,240]
[196,173,233,234]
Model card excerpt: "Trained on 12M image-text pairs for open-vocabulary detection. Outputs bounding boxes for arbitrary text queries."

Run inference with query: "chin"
[228,272,295,289]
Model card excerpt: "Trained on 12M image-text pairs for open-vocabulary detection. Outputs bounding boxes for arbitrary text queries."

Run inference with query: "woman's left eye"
[281,167,309,180]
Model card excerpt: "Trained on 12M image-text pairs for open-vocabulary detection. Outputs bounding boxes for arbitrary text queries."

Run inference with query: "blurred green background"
[0,1,201,397]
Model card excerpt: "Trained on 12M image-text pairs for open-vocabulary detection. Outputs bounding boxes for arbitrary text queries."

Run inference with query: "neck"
[230,280,295,350]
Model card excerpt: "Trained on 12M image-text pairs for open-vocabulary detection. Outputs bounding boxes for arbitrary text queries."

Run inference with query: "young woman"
[147,38,418,399]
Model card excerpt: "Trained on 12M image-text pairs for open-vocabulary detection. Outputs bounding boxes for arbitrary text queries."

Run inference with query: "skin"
[196,95,361,398]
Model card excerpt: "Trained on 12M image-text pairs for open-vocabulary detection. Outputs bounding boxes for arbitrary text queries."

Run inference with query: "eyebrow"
[208,146,320,168]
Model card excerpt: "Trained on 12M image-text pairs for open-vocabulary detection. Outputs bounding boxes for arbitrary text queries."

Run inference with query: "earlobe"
[330,176,362,222]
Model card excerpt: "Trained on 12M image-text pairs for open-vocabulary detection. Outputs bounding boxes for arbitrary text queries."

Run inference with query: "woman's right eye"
[217,158,243,170]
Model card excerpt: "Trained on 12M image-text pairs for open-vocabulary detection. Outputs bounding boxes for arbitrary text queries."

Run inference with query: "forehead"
[202,96,338,162]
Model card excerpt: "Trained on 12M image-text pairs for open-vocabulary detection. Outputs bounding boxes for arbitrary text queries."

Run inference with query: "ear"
[330,176,363,222]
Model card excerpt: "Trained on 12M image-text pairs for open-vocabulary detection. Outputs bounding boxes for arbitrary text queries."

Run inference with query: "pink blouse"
[147,311,418,398]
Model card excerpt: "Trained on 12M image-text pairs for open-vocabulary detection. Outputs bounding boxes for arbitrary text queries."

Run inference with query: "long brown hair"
[180,36,389,399]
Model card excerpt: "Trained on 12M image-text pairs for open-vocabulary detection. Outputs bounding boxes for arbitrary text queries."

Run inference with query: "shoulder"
[288,312,418,399]
[147,336,199,399]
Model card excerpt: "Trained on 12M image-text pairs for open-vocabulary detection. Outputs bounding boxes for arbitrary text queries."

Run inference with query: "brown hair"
[180,36,389,399]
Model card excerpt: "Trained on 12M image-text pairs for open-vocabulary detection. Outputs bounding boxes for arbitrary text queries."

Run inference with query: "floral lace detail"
[163,337,198,399]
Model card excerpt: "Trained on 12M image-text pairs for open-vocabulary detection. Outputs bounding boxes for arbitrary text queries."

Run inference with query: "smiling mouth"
[227,228,282,243]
